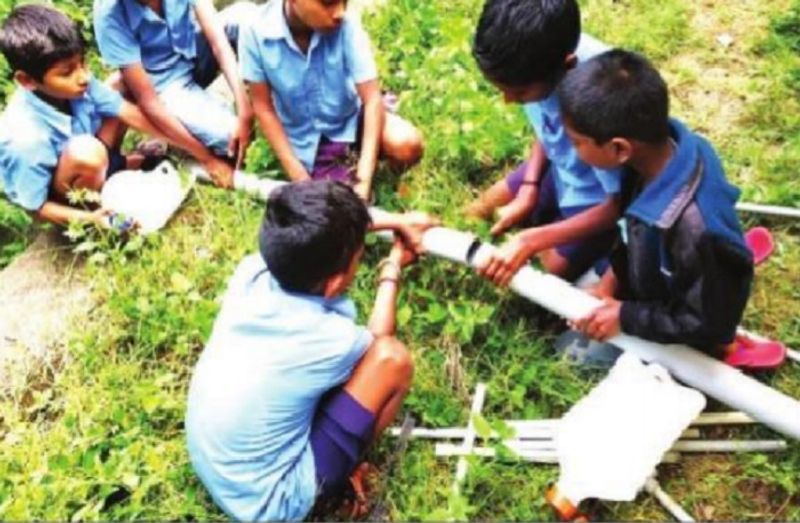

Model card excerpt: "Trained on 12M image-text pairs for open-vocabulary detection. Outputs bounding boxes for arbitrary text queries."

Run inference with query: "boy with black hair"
[186,181,434,521]
[561,50,782,369]
[239,0,424,202]
[0,4,177,227]
[469,0,621,284]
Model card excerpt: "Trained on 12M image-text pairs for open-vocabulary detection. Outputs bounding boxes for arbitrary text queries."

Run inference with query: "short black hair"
[557,49,670,145]
[258,181,371,294]
[0,4,85,80]
[473,0,581,86]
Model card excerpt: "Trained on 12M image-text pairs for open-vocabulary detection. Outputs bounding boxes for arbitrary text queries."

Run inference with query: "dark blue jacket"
[613,119,753,351]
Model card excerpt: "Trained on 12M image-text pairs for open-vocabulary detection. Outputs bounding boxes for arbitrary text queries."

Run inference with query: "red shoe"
[725,334,787,370]
[745,227,775,266]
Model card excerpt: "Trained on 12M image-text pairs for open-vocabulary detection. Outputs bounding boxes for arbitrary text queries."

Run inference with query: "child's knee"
[393,127,424,166]
[540,249,571,278]
[372,336,414,384]
[64,135,109,172]
[58,135,109,191]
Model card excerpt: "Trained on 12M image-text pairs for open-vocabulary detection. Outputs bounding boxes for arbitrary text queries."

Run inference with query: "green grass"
[1,0,799,520]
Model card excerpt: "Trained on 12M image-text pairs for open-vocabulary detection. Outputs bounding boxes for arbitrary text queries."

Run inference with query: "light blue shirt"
[239,0,378,171]
[523,34,621,210]
[93,0,198,92]
[0,77,123,210]
[186,254,373,521]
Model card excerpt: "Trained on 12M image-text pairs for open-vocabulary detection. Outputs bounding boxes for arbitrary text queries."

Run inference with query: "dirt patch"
[0,229,93,392]
[662,0,790,144]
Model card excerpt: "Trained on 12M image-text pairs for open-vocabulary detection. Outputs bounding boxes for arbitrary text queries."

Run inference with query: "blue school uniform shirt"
[523,33,621,210]
[185,254,373,522]
[0,78,123,211]
[239,0,378,171]
[93,0,198,92]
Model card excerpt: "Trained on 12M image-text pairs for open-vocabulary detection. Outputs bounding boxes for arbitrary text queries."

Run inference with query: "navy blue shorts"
[506,161,615,277]
[310,388,375,498]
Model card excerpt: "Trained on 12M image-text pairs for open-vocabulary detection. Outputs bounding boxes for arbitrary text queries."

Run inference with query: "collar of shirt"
[251,263,358,320]
[625,118,703,229]
[122,0,195,54]
[258,0,321,59]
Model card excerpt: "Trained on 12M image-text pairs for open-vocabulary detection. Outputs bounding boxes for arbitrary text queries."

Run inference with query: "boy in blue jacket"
[562,50,782,368]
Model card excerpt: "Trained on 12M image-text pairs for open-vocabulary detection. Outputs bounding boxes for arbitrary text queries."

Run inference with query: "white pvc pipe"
[453,382,487,490]
[644,478,695,522]
[389,426,701,440]
[421,228,800,439]
[196,168,800,440]
[434,444,682,464]
[736,202,800,219]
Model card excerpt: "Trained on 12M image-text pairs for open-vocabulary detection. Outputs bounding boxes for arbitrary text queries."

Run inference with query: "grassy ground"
[1,0,799,520]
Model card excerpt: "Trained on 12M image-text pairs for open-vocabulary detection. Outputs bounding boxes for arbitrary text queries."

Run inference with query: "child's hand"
[569,297,622,342]
[388,235,418,269]
[229,112,254,170]
[204,156,235,189]
[491,190,539,236]
[476,232,533,287]
[353,179,372,202]
[396,211,440,254]
[90,208,115,229]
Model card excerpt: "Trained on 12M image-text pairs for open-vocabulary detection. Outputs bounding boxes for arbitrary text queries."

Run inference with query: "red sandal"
[724,333,787,370]
[744,226,775,266]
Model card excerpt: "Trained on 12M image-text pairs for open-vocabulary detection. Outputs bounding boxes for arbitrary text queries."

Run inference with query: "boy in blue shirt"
[561,50,781,369]
[93,0,255,188]
[186,181,433,521]
[0,5,179,227]
[239,0,424,202]
[468,0,621,284]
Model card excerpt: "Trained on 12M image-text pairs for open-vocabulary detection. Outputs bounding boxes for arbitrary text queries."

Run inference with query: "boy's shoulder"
[0,91,55,153]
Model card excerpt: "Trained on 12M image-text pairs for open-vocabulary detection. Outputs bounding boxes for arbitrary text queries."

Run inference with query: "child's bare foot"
[466,182,514,219]
[335,462,378,520]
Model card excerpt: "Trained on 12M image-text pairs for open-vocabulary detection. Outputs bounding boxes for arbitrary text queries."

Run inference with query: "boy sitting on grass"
[562,50,782,369]
[469,0,621,284]
[186,181,434,521]
[0,4,178,228]
[239,0,424,202]
[93,0,256,188]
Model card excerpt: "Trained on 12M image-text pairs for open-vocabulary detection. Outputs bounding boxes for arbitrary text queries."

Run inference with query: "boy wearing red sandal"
[560,50,784,370]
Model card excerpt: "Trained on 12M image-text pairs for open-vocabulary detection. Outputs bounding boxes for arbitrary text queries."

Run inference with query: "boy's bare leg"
[539,248,571,279]
[52,135,110,198]
[380,113,424,168]
[342,335,414,438]
[466,178,515,219]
